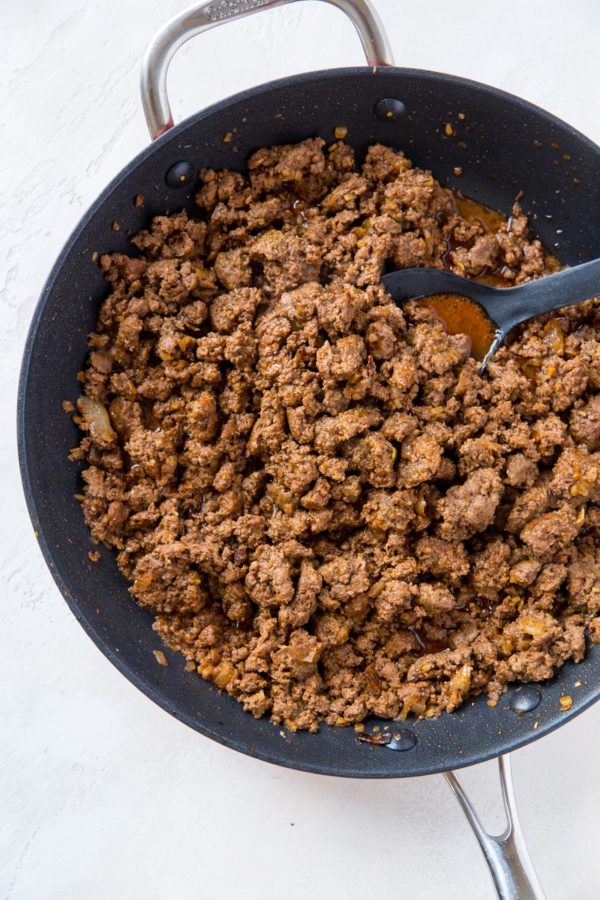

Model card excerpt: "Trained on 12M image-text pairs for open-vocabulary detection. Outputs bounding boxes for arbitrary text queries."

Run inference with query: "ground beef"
[73,138,599,732]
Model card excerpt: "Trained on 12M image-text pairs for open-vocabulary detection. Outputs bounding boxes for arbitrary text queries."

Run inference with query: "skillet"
[18,1,600,896]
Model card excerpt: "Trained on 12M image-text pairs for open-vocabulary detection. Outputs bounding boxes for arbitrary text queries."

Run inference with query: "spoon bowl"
[382,258,600,365]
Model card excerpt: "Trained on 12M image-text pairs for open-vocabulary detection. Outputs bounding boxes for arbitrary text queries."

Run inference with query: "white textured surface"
[2,2,600,898]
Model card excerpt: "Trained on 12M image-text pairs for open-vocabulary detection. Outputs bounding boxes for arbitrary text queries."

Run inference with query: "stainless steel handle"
[141,0,395,139]
[445,755,546,900]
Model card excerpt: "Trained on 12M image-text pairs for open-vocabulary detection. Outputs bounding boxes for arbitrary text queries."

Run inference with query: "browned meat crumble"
[72,138,600,731]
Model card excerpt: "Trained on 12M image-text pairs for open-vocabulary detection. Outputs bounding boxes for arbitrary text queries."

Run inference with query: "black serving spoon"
[382,259,600,367]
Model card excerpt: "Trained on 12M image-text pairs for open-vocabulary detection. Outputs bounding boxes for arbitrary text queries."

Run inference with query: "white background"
[2,1,600,898]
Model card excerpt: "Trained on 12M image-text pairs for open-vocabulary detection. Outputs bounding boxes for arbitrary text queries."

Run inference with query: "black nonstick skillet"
[18,3,600,896]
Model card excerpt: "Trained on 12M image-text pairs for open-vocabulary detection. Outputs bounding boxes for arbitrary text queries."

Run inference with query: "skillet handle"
[444,755,546,900]
[141,0,395,140]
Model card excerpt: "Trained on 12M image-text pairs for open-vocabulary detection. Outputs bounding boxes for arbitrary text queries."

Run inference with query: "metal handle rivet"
[508,685,542,713]
[165,160,195,188]
[357,727,417,750]
[374,98,407,121]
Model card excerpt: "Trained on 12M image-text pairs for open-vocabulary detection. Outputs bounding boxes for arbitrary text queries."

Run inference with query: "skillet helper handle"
[445,755,545,900]
[141,0,395,140]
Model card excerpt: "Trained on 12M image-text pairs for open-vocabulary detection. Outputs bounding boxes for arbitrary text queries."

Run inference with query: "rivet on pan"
[374,98,407,122]
[165,161,195,188]
[387,729,417,751]
[357,728,417,750]
[508,685,541,713]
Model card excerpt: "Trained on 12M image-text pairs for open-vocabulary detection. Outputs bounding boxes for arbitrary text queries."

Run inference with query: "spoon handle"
[499,257,600,331]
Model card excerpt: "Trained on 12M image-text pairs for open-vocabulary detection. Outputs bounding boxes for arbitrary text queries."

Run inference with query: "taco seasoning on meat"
[72,139,600,732]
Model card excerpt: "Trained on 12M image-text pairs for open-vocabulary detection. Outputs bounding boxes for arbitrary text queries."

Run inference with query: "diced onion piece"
[134,573,154,593]
[541,318,565,356]
[518,614,548,637]
[77,396,116,445]
[400,694,427,720]
[451,664,472,693]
